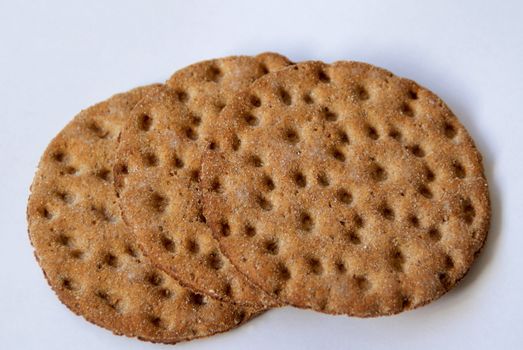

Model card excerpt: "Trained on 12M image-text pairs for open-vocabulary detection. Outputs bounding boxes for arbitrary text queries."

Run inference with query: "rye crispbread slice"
[114,54,291,307]
[27,85,261,344]
[200,61,490,316]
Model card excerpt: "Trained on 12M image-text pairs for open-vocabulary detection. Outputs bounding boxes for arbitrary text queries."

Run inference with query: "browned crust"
[114,53,292,307]
[200,61,490,316]
[27,85,263,344]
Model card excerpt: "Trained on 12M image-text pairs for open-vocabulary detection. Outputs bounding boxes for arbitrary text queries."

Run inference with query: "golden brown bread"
[115,54,292,307]
[200,61,490,316]
[27,85,262,344]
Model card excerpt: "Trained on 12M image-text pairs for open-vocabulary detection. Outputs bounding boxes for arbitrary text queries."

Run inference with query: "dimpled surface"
[201,61,490,316]
[27,86,259,344]
[115,54,291,306]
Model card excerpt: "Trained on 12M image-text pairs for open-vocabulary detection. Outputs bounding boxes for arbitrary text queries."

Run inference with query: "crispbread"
[115,54,292,306]
[27,86,260,344]
[201,61,490,316]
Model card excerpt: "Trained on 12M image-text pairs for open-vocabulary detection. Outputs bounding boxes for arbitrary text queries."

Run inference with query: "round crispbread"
[27,86,261,344]
[114,54,292,307]
[200,61,490,316]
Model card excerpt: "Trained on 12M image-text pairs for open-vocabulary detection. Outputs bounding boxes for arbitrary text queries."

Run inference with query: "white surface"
[0,0,521,349]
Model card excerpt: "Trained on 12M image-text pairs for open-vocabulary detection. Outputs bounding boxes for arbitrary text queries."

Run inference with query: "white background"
[0,0,521,349]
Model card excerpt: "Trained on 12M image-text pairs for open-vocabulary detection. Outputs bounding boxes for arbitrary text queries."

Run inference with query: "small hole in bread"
[234,310,247,324]
[452,161,466,179]
[184,127,198,141]
[366,125,379,140]
[390,249,405,272]
[244,114,259,126]
[292,171,307,188]
[160,235,175,252]
[276,262,291,281]
[444,254,454,270]
[62,166,78,175]
[210,178,222,193]
[402,295,412,309]
[354,214,364,228]
[103,253,118,268]
[407,214,420,227]
[223,283,233,297]
[142,152,159,167]
[207,250,223,270]
[317,172,330,187]
[336,189,352,204]
[207,65,223,82]
[186,239,199,254]
[279,88,292,105]
[231,134,241,151]
[346,230,361,244]
[424,166,436,182]
[400,102,414,117]
[335,260,346,273]
[250,95,261,107]
[149,316,163,328]
[256,194,273,211]
[149,192,168,213]
[318,69,330,83]
[418,184,433,199]
[146,272,163,286]
[244,223,256,237]
[175,90,189,103]
[379,204,395,220]
[354,275,371,292]
[115,163,129,176]
[462,198,476,224]
[61,277,76,291]
[55,190,74,204]
[248,154,263,167]
[438,272,451,289]
[260,63,269,75]
[52,151,65,163]
[87,121,109,139]
[173,155,184,169]
[409,144,425,157]
[70,249,84,259]
[138,114,152,131]
[354,85,370,100]
[388,128,402,141]
[196,208,206,223]
[322,107,338,122]
[95,168,111,181]
[370,163,387,182]
[443,122,457,138]
[307,257,323,275]
[262,175,275,191]
[283,128,300,144]
[303,93,314,104]
[124,245,138,258]
[190,114,201,126]
[57,233,70,246]
[264,239,279,255]
[298,211,314,232]
[408,89,418,100]
[337,129,350,144]
[40,206,53,220]
[207,251,223,270]
[331,147,346,162]
[219,220,231,237]
[189,169,200,182]
[428,227,441,241]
